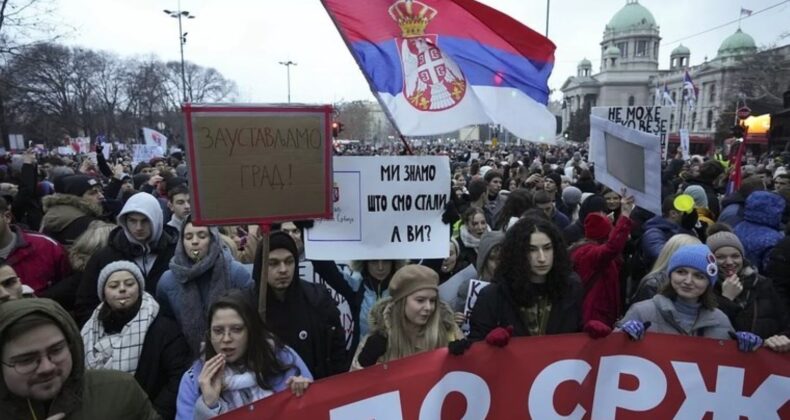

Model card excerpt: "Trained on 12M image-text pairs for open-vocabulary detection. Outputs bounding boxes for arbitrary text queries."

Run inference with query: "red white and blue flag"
[683,70,699,109]
[321,0,557,143]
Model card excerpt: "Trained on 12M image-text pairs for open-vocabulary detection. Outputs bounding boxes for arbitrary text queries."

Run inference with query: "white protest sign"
[462,279,489,335]
[299,261,355,351]
[679,128,690,160]
[57,146,75,155]
[591,106,668,160]
[132,144,164,165]
[8,134,25,150]
[305,156,450,260]
[590,115,662,215]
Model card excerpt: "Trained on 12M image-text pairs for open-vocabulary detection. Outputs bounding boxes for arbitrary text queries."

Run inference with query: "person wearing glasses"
[175,291,312,420]
[0,298,159,419]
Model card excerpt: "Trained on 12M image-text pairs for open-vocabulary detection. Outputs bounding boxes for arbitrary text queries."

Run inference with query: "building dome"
[579,58,592,67]
[671,44,690,55]
[718,29,757,57]
[606,0,657,31]
[603,45,621,57]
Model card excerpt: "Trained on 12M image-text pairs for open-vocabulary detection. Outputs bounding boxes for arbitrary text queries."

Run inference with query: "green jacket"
[0,299,160,420]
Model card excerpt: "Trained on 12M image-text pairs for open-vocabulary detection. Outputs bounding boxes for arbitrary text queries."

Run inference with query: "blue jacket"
[175,346,311,420]
[156,256,253,322]
[640,216,683,264]
[734,191,785,272]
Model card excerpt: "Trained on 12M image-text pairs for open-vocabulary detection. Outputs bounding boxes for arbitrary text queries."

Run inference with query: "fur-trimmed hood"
[366,296,457,337]
[41,193,103,233]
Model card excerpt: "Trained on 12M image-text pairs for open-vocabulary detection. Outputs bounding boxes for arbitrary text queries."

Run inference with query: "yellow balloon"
[674,194,695,213]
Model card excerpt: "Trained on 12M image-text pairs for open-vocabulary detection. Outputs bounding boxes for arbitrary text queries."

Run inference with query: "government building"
[560,0,790,148]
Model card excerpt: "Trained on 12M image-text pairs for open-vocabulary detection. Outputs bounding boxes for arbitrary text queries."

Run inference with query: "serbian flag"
[322,0,557,143]
[726,138,745,195]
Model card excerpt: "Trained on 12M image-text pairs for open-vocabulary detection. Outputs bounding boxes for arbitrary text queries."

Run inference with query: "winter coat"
[7,225,71,295]
[551,209,572,230]
[734,191,785,273]
[438,264,477,311]
[717,192,747,228]
[714,263,788,339]
[618,294,733,339]
[0,299,160,420]
[350,298,463,370]
[469,274,583,340]
[75,193,178,325]
[176,346,311,420]
[563,220,584,247]
[253,254,348,379]
[570,216,633,327]
[640,216,683,265]
[453,231,505,312]
[630,271,669,304]
[766,235,790,312]
[41,193,104,246]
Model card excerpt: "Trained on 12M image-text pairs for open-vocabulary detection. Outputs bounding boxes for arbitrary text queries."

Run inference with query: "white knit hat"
[97,260,145,301]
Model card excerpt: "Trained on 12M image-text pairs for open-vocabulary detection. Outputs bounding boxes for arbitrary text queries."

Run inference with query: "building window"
[653,43,659,59]
[670,114,675,131]
[616,42,628,57]
[628,95,635,106]
[691,111,697,130]
[671,91,677,103]
[636,40,648,57]
[709,84,716,103]
[707,110,714,129]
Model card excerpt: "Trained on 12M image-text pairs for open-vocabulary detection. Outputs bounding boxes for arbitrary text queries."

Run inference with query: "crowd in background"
[0,139,788,419]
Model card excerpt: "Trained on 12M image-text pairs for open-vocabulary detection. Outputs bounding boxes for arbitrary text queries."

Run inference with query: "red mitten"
[485,326,513,347]
[584,320,612,339]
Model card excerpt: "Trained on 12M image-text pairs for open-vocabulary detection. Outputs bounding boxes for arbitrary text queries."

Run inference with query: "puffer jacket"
[714,263,788,339]
[0,299,159,420]
[640,216,683,265]
[734,191,785,272]
[618,294,733,339]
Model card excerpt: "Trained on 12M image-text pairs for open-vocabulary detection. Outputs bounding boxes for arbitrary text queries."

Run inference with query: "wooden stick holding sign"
[257,224,271,322]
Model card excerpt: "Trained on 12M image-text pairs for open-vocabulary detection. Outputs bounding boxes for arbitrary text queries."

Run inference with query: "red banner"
[218,333,790,419]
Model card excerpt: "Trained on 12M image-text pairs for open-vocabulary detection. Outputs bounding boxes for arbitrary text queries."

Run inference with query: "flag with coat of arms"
[322,0,558,143]
[683,71,699,109]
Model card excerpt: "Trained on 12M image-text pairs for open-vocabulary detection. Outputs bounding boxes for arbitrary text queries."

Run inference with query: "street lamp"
[279,60,297,103]
[164,5,195,103]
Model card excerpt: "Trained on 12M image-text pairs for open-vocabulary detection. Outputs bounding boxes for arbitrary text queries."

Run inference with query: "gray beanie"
[97,260,145,302]
[706,232,745,258]
[684,185,709,209]
[562,186,583,206]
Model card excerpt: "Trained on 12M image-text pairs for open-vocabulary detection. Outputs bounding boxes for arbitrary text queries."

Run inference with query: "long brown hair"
[203,291,298,390]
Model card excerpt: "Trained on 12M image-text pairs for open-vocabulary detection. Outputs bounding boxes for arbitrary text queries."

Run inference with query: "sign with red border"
[182,104,333,225]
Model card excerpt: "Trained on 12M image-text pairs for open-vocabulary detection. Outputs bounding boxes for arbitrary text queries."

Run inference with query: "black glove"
[448,338,472,355]
[442,200,459,225]
[358,333,388,367]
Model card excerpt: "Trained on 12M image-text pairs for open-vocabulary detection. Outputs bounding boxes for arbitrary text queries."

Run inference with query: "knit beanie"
[584,213,612,241]
[667,244,718,286]
[683,185,709,209]
[579,194,607,223]
[562,186,583,206]
[269,231,298,259]
[545,172,562,189]
[388,264,439,301]
[56,174,99,197]
[97,260,145,302]
[706,232,745,257]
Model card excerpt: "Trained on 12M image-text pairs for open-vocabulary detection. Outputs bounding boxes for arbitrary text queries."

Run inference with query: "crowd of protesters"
[0,138,788,419]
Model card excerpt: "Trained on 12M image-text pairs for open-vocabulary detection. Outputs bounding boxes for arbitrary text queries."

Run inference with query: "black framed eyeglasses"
[1,340,70,375]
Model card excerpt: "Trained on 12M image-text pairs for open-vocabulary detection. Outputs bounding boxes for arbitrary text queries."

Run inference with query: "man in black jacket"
[253,231,348,379]
[74,192,177,325]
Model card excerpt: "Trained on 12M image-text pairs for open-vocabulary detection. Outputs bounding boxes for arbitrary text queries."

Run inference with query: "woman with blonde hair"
[43,221,115,312]
[630,234,701,303]
[351,265,463,370]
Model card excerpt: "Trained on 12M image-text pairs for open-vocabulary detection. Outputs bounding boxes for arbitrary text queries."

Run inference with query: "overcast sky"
[51,0,790,104]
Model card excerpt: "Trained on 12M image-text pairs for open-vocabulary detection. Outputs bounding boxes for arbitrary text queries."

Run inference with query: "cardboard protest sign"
[462,279,489,335]
[183,104,333,225]
[590,115,661,215]
[305,156,450,260]
[591,106,668,160]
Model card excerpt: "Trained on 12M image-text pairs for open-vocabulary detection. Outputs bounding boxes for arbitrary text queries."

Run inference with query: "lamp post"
[279,60,297,103]
[164,5,195,103]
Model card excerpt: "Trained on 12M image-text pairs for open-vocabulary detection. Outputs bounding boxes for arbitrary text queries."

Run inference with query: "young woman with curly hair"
[469,216,583,340]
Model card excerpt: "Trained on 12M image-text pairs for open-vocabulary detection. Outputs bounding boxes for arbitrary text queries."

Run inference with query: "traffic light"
[332,122,344,138]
